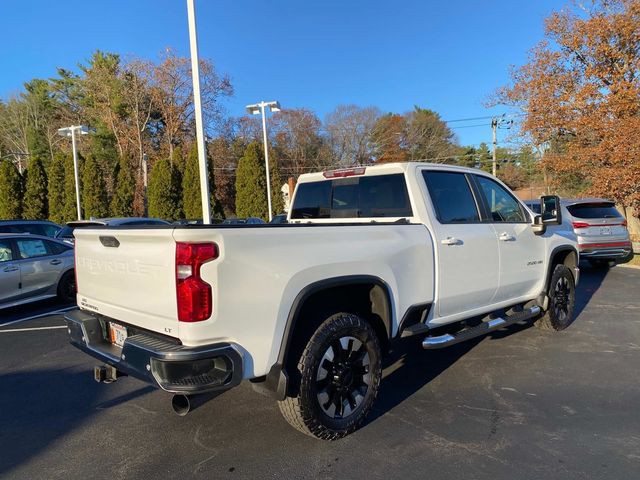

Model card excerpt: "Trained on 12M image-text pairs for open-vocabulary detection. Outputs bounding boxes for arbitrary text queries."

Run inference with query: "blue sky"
[1,0,566,147]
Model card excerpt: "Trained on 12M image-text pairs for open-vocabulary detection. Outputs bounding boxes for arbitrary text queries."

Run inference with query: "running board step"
[422,306,541,350]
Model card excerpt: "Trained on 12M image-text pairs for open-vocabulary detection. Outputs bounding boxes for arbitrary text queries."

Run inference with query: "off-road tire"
[278,313,382,440]
[536,264,575,331]
[57,270,76,303]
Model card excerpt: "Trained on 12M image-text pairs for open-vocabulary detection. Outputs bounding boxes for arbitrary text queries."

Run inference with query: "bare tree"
[324,105,380,166]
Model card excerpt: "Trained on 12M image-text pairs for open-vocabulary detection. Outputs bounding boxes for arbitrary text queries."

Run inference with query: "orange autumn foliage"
[497,0,640,211]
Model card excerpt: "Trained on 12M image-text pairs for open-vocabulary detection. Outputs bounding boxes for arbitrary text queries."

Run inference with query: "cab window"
[475,176,527,223]
[422,171,480,223]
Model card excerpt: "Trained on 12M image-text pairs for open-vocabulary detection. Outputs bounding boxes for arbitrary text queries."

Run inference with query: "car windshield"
[567,203,621,219]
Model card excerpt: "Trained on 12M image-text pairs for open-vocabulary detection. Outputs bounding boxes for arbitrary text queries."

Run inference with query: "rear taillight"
[572,221,590,229]
[622,219,628,228]
[175,242,217,322]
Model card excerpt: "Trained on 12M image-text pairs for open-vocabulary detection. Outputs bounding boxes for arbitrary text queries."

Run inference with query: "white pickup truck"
[65,162,579,440]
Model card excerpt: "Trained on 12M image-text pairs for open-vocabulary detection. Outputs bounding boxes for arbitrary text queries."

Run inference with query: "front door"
[422,170,500,318]
[473,175,544,302]
[14,238,62,297]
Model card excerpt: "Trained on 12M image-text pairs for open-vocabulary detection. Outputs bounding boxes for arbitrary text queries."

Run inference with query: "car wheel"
[57,271,76,303]
[536,264,575,331]
[278,313,382,440]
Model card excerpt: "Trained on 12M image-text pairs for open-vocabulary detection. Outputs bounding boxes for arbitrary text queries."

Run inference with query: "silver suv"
[0,233,76,309]
[526,198,632,267]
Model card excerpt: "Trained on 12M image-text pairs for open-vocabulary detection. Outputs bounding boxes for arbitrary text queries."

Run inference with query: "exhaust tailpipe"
[171,394,191,416]
[171,391,222,416]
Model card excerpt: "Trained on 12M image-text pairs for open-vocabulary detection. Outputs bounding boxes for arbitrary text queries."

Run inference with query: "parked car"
[56,217,170,244]
[64,163,578,440]
[221,217,266,225]
[270,214,288,224]
[525,198,632,267]
[0,220,61,238]
[0,233,75,309]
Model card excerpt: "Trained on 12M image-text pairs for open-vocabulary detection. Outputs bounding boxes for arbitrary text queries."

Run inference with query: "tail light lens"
[622,219,628,228]
[572,221,590,229]
[176,242,217,322]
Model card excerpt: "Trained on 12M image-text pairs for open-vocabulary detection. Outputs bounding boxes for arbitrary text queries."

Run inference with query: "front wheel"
[536,264,575,331]
[278,313,382,440]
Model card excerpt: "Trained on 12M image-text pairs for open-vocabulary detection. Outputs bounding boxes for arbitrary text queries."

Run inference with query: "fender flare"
[262,275,393,400]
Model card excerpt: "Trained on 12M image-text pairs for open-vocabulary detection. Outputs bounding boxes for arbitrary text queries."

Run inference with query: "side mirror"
[531,214,546,235]
[540,195,562,225]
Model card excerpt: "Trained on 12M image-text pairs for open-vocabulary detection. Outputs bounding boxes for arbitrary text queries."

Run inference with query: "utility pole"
[491,116,513,176]
[491,118,498,176]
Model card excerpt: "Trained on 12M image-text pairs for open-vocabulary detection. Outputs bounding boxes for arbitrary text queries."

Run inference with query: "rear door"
[421,170,500,318]
[473,175,544,302]
[0,239,20,304]
[14,238,64,297]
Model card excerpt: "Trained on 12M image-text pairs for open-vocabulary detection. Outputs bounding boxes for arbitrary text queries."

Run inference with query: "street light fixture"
[58,125,94,220]
[245,100,281,221]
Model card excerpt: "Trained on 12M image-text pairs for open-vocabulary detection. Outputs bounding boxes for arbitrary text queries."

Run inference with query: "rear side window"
[291,174,412,219]
[47,241,70,255]
[423,171,480,223]
[567,203,621,219]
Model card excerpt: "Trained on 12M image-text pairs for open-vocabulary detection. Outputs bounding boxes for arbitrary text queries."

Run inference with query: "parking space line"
[0,306,76,327]
[0,325,67,333]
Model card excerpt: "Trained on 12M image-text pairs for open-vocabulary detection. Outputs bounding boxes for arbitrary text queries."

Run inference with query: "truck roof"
[297,162,489,183]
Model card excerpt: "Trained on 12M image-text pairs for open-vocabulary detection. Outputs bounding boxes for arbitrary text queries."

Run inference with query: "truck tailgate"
[74,227,179,336]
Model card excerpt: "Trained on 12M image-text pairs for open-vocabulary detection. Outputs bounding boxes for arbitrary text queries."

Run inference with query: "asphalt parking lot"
[1,264,639,480]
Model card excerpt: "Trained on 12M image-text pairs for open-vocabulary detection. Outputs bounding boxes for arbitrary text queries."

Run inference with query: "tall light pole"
[186,0,212,224]
[58,125,93,220]
[246,100,281,221]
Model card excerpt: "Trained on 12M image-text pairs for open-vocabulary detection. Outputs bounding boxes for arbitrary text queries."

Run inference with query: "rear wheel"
[57,270,76,303]
[278,313,382,440]
[536,264,575,331]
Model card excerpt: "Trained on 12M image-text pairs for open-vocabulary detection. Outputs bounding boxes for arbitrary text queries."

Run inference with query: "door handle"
[441,237,462,246]
[3,266,19,272]
[498,232,515,242]
[50,259,62,265]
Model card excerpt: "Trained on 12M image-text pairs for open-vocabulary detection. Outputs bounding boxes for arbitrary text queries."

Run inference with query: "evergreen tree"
[82,155,109,219]
[47,153,66,223]
[183,144,223,220]
[0,160,23,219]
[269,151,285,215]
[148,157,182,220]
[235,142,268,219]
[62,155,80,222]
[111,156,135,216]
[23,156,48,219]
[182,144,202,219]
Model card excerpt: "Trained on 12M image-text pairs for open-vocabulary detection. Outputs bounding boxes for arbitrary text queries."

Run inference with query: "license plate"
[600,226,612,235]
[109,322,128,347]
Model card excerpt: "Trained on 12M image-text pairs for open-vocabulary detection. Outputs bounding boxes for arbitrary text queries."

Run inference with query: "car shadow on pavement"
[0,368,152,476]
[369,335,485,424]
[369,266,606,424]
[574,263,608,318]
